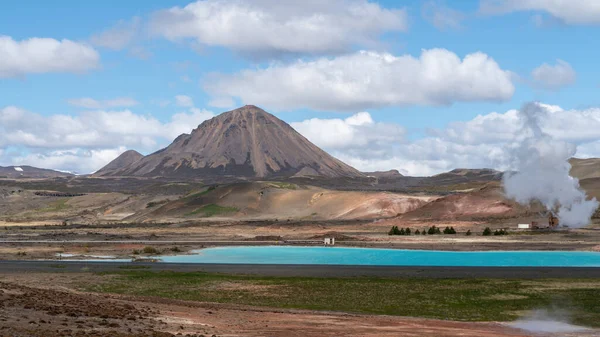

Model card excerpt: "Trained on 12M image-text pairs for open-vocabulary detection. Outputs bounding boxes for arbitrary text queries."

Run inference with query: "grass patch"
[37,199,71,213]
[86,272,600,327]
[184,186,217,200]
[185,204,238,217]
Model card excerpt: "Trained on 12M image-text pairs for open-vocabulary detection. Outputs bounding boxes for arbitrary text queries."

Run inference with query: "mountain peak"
[95,150,143,176]
[216,105,274,120]
[97,106,362,179]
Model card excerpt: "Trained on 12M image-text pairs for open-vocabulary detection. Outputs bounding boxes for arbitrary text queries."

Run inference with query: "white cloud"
[530,60,576,90]
[175,95,194,107]
[479,0,600,25]
[292,103,600,176]
[208,96,236,109]
[422,1,465,30]
[67,97,139,109]
[7,101,600,176]
[0,105,214,173]
[149,0,407,57]
[334,139,507,176]
[205,49,515,111]
[0,105,214,149]
[291,112,405,149]
[0,36,99,78]
[90,17,141,50]
[290,111,505,176]
[10,148,130,175]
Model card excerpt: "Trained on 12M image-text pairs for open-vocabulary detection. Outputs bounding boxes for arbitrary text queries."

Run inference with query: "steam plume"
[503,102,598,228]
[509,309,589,334]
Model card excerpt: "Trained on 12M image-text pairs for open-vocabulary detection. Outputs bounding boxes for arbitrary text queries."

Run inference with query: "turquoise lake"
[152,246,600,267]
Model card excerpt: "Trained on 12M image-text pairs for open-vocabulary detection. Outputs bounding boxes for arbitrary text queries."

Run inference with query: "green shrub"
[405,228,411,235]
[493,229,508,236]
[466,230,472,236]
[415,229,420,235]
[170,246,181,253]
[422,229,427,235]
[482,227,492,236]
[142,246,159,254]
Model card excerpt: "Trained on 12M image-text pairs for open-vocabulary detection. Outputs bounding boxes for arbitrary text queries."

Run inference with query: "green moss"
[86,272,600,327]
[185,204,238,217]
[183,185,218,200]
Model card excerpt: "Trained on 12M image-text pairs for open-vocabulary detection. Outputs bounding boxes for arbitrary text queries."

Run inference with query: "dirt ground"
[2,272,596,337]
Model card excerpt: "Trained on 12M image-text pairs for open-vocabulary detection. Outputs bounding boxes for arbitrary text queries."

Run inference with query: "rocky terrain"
[1,157,599,226]
[0,273,585,337]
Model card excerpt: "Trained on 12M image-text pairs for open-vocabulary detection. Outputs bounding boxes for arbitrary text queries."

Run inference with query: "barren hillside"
[97,105,362,179]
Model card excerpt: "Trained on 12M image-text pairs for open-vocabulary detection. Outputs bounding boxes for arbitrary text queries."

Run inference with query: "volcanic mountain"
[97,105,363,178]
[94,150,143,176]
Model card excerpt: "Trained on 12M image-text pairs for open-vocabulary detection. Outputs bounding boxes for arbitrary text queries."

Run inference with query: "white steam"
[509,309,589,334]
[503,102,599,228]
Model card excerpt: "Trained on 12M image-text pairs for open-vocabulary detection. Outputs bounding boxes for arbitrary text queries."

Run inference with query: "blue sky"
[1,0,600,175]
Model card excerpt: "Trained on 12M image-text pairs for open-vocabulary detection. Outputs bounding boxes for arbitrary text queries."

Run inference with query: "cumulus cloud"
[175,95,194,107]
[293,103,600,176]
[479,0,600,25]
[90,17,141,50]
[67,97,139,109]
[436,103,600,145]
[7,100,600,176]
[149,0,407,57]
[422,1,465,30]
[0,105,213,150]
[530,60,576,90]
[291,112,405,150]
[0,104,214,173]
[10,148,130,175]
[289,111,507,176]
[0,36,99,78]
[205,49,514,111]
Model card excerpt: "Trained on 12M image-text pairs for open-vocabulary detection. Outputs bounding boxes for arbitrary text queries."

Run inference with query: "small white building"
[517,224,530,229]
[323,237,336,245]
